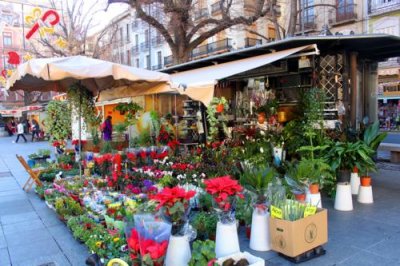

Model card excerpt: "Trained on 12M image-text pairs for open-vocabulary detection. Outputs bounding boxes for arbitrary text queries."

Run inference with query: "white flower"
[260,147,264,153]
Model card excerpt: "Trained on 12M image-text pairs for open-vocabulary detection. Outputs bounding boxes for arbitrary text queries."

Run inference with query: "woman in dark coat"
[102,116,113,141]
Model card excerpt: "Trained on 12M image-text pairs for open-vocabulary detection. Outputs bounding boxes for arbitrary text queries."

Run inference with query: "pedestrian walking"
[15,120,27,143]
[31,119,40,141]
[101,116,113,141]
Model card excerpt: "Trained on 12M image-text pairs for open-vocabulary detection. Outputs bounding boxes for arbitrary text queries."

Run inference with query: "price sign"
[304,206,317,218]
[271,205,283,219]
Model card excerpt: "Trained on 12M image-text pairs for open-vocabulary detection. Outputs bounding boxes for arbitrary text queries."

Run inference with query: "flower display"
[151,186,195,235]
[204,176,244,223]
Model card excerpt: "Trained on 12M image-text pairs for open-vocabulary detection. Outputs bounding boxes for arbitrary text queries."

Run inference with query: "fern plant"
[240,163,277,203]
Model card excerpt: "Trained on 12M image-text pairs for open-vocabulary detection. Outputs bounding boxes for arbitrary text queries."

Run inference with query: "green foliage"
[272,199,309,221]
[326,141,375,173]
[91,127,100,147]
[363,121,387,151]
[54,196,83,218]
[191,212,218,240]
[295,158,334,187]
[67,83,99,127]
[235,196,252,225]
[240,164,276,203]
[46,100,71,142]
[198,193,213,211]
[302,87,325,127]
[150,110,161,142]
[207,97,229,142]
[189,240,216,266]
[114,102,143,125]
[101,141,113,154]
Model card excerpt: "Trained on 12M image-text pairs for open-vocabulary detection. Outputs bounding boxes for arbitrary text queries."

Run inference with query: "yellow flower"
[113,237,120,243]
[95,241,102,247]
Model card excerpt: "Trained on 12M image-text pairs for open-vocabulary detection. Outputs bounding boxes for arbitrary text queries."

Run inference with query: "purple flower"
[143,179,153,188]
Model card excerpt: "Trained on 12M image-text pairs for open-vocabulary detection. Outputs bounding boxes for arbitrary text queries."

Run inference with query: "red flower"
[167,140,180,150]
[157,151,168,160]
[151,186,195,210]
[204,176,243,211]
[150,151,157,160]
[127,152,136,161]
[140,151,147,159]
[128,228,140,253]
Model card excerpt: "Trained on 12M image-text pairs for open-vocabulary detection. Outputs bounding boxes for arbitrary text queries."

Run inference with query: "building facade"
[109,1,282,70]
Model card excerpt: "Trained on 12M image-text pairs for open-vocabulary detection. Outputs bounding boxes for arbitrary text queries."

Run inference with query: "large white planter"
[215,221,240,258]
[165,234,191,266]
[350,173,360,195]
[334,183,353,211]
[306,192,322,208]
[358,185,373,204]
[249,209,270,251]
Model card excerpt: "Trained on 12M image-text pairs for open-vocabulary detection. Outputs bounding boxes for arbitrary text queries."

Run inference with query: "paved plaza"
[0,135,399,265]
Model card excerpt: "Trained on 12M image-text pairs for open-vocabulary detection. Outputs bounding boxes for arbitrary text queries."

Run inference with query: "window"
[157,51,162,66]
[119,28,123,44]
[3,32,12,47]
[135,34,139,46]
[301,0,315,26]
[127,50,131,65]
[126,24,130,42]
[120,52,125,64]
[146,55,150,69]
[268,27,276,40]
[136,58,140,68]
[145,29,149,46]
[336,0,355,21]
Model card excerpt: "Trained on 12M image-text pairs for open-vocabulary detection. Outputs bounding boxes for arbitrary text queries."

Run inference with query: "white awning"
[171,44,319,106]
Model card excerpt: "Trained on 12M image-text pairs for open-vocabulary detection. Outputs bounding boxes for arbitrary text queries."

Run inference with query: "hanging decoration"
[55,37,68,49]
[25,8,60,40]
[7,51,20,65]
[23,53,33,62]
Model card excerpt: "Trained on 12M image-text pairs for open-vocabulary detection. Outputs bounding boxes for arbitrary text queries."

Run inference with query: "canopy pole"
[78,85,82,178]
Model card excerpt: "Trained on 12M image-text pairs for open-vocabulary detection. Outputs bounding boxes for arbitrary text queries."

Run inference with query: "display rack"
[180,100,201,144]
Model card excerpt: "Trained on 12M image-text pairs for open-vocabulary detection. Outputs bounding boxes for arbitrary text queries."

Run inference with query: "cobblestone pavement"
[0,135,400,265]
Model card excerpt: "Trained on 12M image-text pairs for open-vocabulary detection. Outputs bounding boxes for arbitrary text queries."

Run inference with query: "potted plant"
[235,197,252,239]
[192,211,218,241]
[189,240,216,266]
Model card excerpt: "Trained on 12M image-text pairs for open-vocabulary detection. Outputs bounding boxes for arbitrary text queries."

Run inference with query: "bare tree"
[126,0,274,64]
[29,0,118,59]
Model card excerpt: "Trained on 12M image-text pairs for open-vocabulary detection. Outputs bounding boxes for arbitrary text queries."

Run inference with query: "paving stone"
[367,231,400,261]
[0,248,11,266]
[0,199,34,216]
[0,211,39,225]
[8,238,61,265]
[0,226,7,249]
[13,252,71,266]
[2,218,45,234]
[5,227,53,247]
[338,250,399,266]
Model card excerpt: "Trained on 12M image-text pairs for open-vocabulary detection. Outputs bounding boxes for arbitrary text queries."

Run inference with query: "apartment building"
[110,1,282,70]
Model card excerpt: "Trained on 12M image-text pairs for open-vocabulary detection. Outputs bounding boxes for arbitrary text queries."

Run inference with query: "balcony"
[331,4,357,25]
[194,8,209,20]
[140,41,150,51]
[163,38,233,67]
[131,46,139,55]
[211,1,223,15]
[152,64,163,70]
[245,38,262,48]
[369,0,400,15]
[191,38,233,59]
[151,35,164,47]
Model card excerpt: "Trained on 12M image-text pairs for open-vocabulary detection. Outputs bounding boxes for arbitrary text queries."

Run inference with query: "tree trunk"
[172,42,191,65]
[287,0,298,37]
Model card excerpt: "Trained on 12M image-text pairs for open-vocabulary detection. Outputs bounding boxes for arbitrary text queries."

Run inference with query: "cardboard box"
[269,208,328,257]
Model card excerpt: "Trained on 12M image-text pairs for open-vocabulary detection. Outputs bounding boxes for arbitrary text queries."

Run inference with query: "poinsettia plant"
[151,186,195,235]
[127,228,168,266]
[204,176,244,224]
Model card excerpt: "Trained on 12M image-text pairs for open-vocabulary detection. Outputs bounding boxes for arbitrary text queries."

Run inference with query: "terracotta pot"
[353,166,359,173]
[309,183,320,194]
[245,225,251,239]
[294,193,306,202]
[257,112,266,124]
[216,103,224,113]
[360,176,371,187]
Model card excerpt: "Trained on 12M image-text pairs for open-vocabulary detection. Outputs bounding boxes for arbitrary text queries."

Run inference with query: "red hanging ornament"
[7,51,20,65]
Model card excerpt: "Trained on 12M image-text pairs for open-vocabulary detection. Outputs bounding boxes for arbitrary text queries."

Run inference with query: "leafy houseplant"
[54,196,83,220]
[191,211,218,240]
[189,240,216,266]
[207,97,229,142]
[240,163,276,204]
[45,100,71,143]
[363,121,388,152]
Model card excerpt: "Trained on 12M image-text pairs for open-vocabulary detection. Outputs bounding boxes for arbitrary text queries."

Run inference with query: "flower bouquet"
[127,214,171,266]
[204,176,244,224]
[204,176,243,258]
[151,186,195,236]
